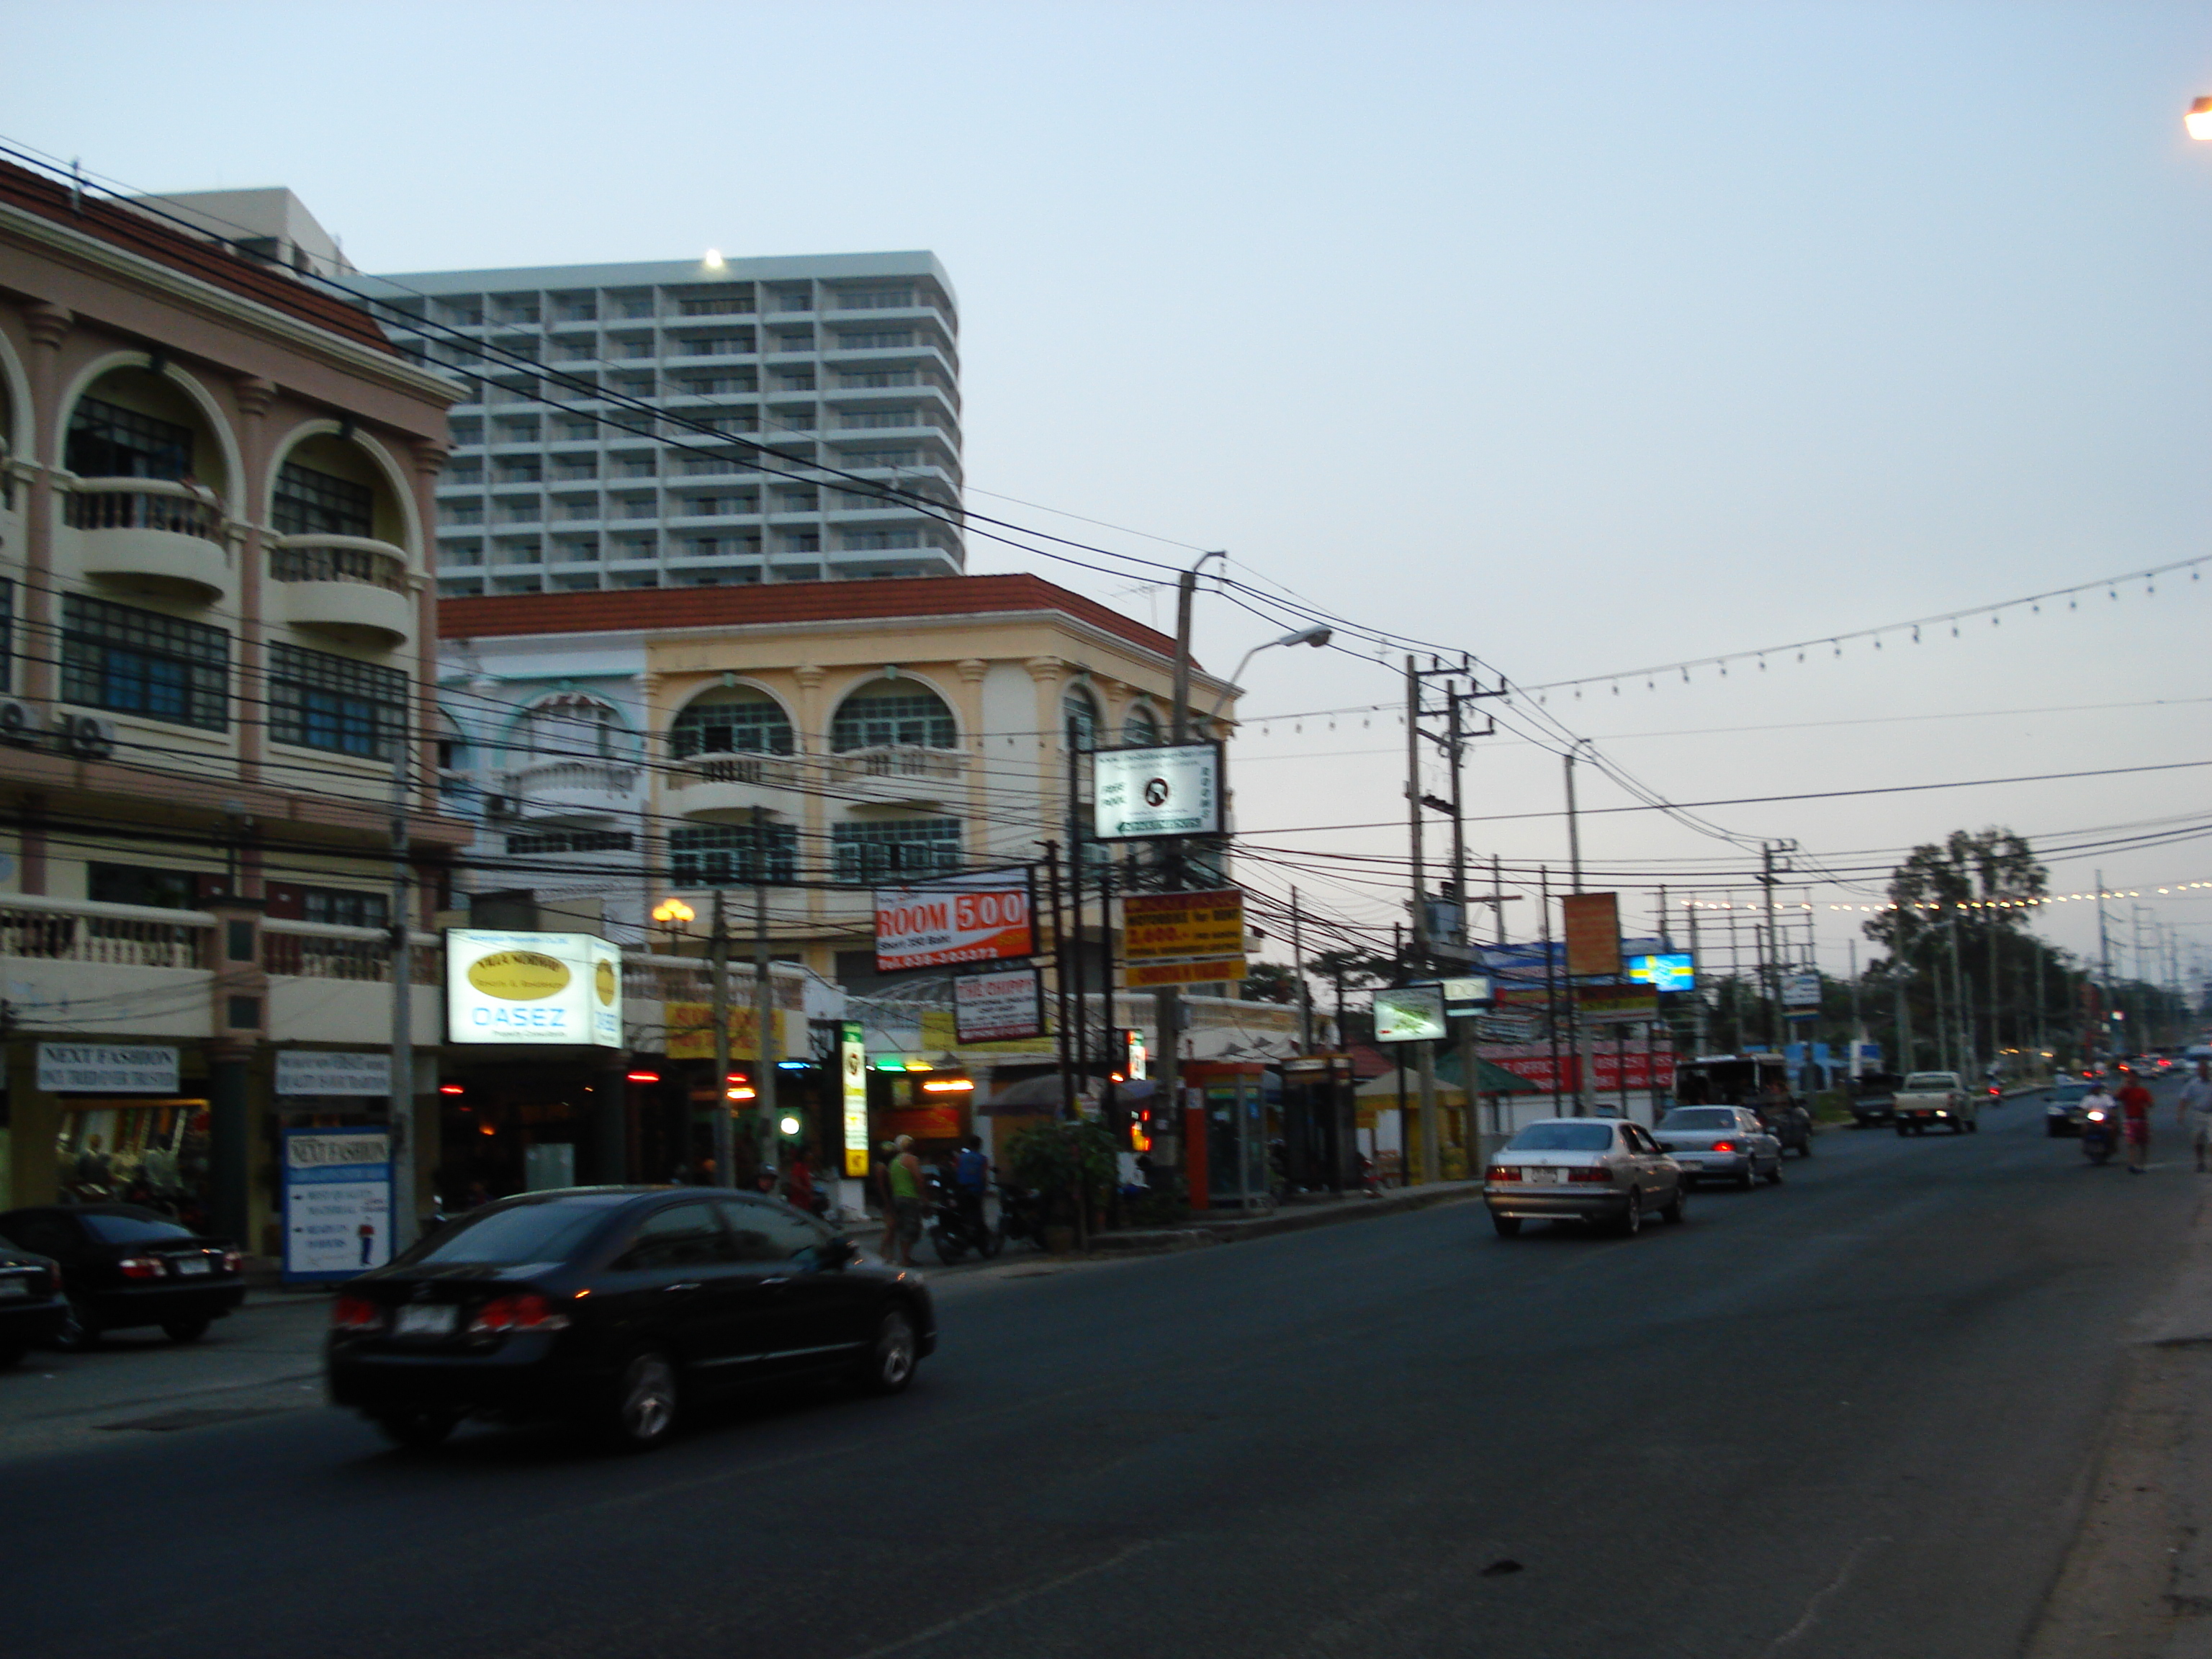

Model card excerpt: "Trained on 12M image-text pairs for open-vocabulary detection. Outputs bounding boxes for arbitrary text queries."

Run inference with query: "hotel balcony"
[64,479,230,601]
[268,536,415,645]
[665,751,808,821]
[822,746,966,807]
[502,758,641,815]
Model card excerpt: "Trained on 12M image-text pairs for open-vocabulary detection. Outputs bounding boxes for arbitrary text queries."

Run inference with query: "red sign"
[1479,1043,1677,1092]
[1561,892,1622,978]
[875,869,1035,973]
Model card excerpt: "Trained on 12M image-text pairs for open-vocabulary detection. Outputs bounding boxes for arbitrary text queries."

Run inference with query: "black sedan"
[0,1205,245,1347]
[325,1187,936,1452]
[0,1241,66,1364]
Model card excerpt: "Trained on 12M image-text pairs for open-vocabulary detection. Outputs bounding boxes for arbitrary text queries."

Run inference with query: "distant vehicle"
[2044,1081,2096,1138]
[1653,1106,1784,1189]
[0,1239,66,1365]
[1848,1071,1905,1128]
[1893,1071,1978,1136]
[326,1187,934,1451]
[0,1205,245,1348]
[1484,1118,1688,1238]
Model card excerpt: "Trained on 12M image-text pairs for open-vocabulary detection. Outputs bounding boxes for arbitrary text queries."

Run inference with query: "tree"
[1241,961,1300,1004]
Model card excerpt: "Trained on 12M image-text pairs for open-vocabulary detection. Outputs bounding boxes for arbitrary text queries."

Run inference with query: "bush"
[1004,1118,1120,1225]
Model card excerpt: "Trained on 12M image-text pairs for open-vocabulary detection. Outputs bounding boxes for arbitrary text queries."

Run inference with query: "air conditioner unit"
[53,711,117,760]
[0,698,38,747]
[482,793,518,820]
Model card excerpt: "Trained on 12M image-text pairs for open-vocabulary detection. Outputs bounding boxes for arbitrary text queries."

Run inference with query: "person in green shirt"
[886,1135,925,1267]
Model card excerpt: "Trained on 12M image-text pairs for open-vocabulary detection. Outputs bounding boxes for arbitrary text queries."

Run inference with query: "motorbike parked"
[992,1180,1048,1253]
[2080,1107,2118,1166]
[927,1170,1003,1264]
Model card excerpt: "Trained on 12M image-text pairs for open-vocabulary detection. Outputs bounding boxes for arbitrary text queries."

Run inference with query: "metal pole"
[1406,657,1437,1179]
[1542,867,1563,1115]
[1565,750,1592,1115]
[1291,885,1313,1053]
[711,887,733,1187]
[1043,840,1074,1120]
[752,806,778,1178]
[387,750,418,1248]
[1158,553,1219,1163]
[1067,741,1088,1115]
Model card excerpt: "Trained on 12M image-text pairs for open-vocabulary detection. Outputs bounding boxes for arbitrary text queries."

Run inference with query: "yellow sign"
[1125,956,1248,988]
[919,1008,1056,1056]
[840,1022,869,1178]
[465,950,570,1001]
[663,1004,806,1061]
[1122,889,1244,963]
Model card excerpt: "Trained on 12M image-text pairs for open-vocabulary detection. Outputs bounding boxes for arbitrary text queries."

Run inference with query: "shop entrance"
[55,1098,212,1228]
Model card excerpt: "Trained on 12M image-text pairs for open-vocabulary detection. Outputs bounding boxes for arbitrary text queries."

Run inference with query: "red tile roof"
[0,157,397,355]
[439,575,1185,661]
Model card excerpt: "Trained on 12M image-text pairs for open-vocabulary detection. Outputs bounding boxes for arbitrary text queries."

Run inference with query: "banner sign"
[953,966,1046,1044]
[275,1050,391,1097]
[874,868,1035,973]
[1783,972,1823,1009]
[1561,893,1622,978]
[282,1128,392,1284]
[1627,953,1696,992]
[664,1004,808,1062]
[1125,956,1248,988]
[37,1043,178,1094]
[1478,1044,1678,1093]
[840,1022,869,1179]
[446,930,622,1047]
[920,1007,1054,1055]
[1123,889,1244,963]
[1092,743,1223,840]
[1496,984,1660,1024]
[1373,984,1448,1044]
[1439,976,1493,1015]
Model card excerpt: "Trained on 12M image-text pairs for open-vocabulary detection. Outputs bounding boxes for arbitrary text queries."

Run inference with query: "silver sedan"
[1484,1118,1688,1238]
[1653,1106,1784,1189]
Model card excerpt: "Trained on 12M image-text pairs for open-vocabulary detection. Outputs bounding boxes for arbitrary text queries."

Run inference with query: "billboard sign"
[1092,743,1223,840]
[36,1043,179,1094]
[274,1050,391,1097]
[1626,953,1696,993]
[446,930,623,1047]
[953,965,1047,1044]
[1373,984,1448,1044]
[1439,976,1493,1015]
[1121,888,1246,988]
[874,868,1035,973]
[840,1022,869,1179]
[1783,972,1822,1009]
[1561,892,1622,978]
[281,1128,392,1283]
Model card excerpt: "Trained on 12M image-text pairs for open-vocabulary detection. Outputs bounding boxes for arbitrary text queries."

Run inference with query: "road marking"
[836,1538,1159,1659]
[1765,1534,1887,1652]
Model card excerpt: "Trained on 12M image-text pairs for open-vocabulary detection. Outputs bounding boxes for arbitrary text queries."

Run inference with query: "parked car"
[1892,1071,1979,1136]
[0,1205,244,1347]
[1848,1071,1904,1128]
[2044,1081,2097,1138]
[0,1241,67,1365]
[326,1187,935,1451]
[1483,1118,1687,1238]
[1653,1106,1784,1188]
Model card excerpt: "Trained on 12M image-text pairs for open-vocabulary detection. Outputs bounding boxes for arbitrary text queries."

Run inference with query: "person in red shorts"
[2116,1067,2155,1174]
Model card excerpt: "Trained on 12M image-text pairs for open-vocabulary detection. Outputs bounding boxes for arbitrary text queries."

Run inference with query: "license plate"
[1527,1168,1561,1185]
[172,1258,210,1277]
[0,1278,26,1300]
[394,1305,456,1337]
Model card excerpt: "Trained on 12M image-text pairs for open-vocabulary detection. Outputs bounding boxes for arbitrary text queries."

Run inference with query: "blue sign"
[1626,953,1696,992]
[282,1128,393,1284]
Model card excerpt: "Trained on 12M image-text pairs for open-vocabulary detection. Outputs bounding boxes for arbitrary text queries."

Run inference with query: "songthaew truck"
[1673,1054,1812,1156]
[1892,1071,1977,1136]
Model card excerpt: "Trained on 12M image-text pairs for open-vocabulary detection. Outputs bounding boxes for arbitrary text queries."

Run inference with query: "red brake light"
[1711,1140,1738,1154]
[1565,1167,1612,1184]
[468,1292,570,1335]
[220,1249,242,1274]
[117,1255,163,1280]
[331,1295,384,1332]
[1485,1164,1521,1182]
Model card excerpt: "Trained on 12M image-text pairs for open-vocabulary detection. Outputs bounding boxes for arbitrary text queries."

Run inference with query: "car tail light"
[220,1249,242,1274]
[117,1255,163,1280]
[1485,1164,1521,1182]
[468,1292,570,1335]
[1711,1140,1738,1153]
[331,1295,385,1332]
[1566,1167,1613,1184]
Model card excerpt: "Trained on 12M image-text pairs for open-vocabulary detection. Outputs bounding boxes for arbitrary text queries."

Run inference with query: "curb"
[1084,1182,1485,1255]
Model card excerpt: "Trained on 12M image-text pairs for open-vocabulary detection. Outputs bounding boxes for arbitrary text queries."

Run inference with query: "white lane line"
[1766,1534,1888,1653]
[837,1539,1159,1659]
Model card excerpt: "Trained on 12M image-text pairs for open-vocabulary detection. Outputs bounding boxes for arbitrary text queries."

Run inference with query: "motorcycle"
[926,1171,1003,1264]
[2080,1107,2117,1166]
[992,1179,1048,1253]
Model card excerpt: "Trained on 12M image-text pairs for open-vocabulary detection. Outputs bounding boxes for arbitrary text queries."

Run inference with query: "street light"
[1208,625,1333,721]
[2188,96,2212,140]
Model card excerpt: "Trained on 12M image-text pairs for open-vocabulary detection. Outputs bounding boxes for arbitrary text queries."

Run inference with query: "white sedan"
[1484,1118,1688,1238]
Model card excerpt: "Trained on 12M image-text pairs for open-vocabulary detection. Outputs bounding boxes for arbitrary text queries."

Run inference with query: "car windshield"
[1904,1074,1956,1089]
[80,1212,197,1245]
[1507,1122,1616,1152]
[404,1199,621,1266]
[1658,1109,1739,1132]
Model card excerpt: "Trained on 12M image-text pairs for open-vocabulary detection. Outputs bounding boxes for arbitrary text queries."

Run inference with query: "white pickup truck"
[1892,1071,1978,1136]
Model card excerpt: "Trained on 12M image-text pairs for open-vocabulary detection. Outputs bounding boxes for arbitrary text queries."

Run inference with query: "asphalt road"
[1,1084,2197,1659]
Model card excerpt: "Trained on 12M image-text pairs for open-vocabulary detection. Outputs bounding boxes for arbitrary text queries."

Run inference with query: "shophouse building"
[0,159,466,1249]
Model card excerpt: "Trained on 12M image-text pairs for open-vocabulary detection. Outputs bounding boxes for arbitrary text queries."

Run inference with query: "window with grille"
[670,822,797,886]
[274,460,375,538]
[670,692,793,757]
[1064,686,1099,752]
[831,819,961,884]
[298,886,390,928]
[831,684,955,751]
[1123,703,1161,745]
[268,642,405,757]
[507,830,635,856]
[65,396,194,480]
[60,594,228,729]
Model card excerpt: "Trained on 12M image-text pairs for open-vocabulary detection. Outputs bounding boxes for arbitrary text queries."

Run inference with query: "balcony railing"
[505,759,640,797]
[64,478,223,543]
[261,920,439,984]
[825,746,964,786]
[671,753,804,790]
[0,897,211,968]
[270,535,410,592]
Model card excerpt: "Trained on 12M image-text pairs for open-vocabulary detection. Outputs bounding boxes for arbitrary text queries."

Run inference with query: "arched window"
[670,686,794,759]
[512,693,630,764]
[1063,685,1100,752]
[830,679,956,752]
[1123,702,1161,746]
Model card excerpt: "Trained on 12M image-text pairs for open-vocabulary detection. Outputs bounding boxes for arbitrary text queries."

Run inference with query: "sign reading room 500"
[446,930,624,1048]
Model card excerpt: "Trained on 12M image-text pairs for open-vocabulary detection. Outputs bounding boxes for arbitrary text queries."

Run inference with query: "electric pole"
[752,804,778,1178]
[710,886,733,1186]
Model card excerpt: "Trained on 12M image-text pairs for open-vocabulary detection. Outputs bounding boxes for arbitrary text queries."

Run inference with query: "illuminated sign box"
[446,930,623,1048]
[1626,953,1696,993]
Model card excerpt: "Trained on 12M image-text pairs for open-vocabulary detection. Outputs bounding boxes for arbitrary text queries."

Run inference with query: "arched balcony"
[60,371,234,602]
[826,677,966,806]
[265,433,418,646]
[665,684,805,819]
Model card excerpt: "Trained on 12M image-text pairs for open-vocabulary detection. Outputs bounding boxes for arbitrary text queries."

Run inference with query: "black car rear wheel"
[374,1410,459,1449]
[0,1343,24,1369]
[1660,1183,1688,1224]
[858,1307,918,1394]
[1767,1159,1785,1184]
[52,1297,98,1351]
[161,1318,210,1344]
[606,1349,680,1450]
[1617,1190,1645,1236]
[1737,1162,1757,1191]
[1491,1213,1523,1238]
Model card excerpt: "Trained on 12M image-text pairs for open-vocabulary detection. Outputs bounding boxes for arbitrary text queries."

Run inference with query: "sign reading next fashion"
[282,1128,392,1284]
[37,1044,178,1094]
[874,868,1035,973]
[1092,743,1222,840]
[446,930,623,1047]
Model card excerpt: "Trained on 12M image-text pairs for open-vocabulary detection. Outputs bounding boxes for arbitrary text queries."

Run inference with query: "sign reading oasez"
[446,930,623,1047]
[1092,743,1222,840]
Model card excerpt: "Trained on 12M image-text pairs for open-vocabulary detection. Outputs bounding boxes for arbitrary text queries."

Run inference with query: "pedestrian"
[785,1144,817,1214]
[2116,1066,2155,1174]
[886,1134,926,1267]
[874,1141,899,1261]
[2177,1062,2212,1174]
[953,1134,989,1233]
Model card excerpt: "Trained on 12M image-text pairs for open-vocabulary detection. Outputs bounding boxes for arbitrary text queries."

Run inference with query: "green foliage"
[1241,961,1299,1004]
[1003,1118,1120,1219]
[1862,827,2047,968]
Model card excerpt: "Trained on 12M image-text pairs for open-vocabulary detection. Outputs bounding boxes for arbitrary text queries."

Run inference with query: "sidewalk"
[1087,1180,1485,1254]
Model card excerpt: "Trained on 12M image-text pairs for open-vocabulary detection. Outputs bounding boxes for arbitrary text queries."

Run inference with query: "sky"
[5,0,2210,994]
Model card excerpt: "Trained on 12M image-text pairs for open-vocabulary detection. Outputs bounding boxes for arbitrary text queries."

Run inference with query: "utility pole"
[2096,868,2113,1063]
[1290,885,1313,1053]
[387,750,418,1249]
[710,887,734,1187]
[1403,655,1437,1179]
[1564,750,1595,1116]
[752,805,778,1178]
[1160,550,1223,1172]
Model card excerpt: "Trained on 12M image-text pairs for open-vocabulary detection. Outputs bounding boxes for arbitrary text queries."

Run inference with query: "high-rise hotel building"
[359,254,963,597]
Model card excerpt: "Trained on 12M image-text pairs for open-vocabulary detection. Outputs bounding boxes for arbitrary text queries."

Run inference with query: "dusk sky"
[8,1,2209,986]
